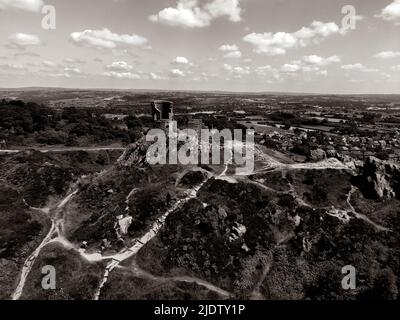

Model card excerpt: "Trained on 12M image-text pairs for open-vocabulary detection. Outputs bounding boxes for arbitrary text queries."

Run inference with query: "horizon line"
[1,86,400,96]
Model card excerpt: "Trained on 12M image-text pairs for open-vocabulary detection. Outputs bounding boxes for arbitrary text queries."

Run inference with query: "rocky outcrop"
[117,139,149,168]
[178,170,209,189]
[352,156,400,200]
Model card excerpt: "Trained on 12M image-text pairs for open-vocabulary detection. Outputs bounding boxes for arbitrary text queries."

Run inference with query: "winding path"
[12,190,78,300]
[93,160,232,300]
[346,187,390,232]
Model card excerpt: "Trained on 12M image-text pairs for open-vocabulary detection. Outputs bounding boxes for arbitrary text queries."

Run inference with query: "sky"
[0,0,400,93]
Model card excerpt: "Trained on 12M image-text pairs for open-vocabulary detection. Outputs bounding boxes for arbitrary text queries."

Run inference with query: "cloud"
[376,0,400,22]
[106,61,133,71]
[281,64,301,73]
[33,64,84,78]
[280,62,329,77]
[254,65,272,76]
[0,0,43,12]
[13,51,40,57]
[218,43,242,58]
[170,68,186,77]
[243,21,340,55]
[149,0,210,28]
[149,0,242,28]
[224,50,242,58]
[63,67,81,75]
[302,55,341,66]
[341,63,364,70]
[42,60,57,67]
[223,64,250,77]
[63,58,86,64]
[277,55,340,76]
[45,70,84,78]
[172,56,192,65]
[0,63,24,71]
[27,60,57,68]
[8,32,41,49]
[374,51,400,59]
[219,44,239,51]
[341,63,378,72]
[103,71,141,79]
[70,28,148,49]
[205,0,241,22]
[150,72,163,80]
[392,65,400,71]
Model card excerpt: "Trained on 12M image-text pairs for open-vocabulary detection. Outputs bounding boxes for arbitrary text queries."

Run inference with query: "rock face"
[353,156,400,200]
[117,139,150,168]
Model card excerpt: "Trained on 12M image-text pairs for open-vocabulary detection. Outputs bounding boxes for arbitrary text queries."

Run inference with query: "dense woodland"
[0,100,144,147]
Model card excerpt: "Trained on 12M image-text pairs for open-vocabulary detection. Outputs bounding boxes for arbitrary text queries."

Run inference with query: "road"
[0,146,125,154]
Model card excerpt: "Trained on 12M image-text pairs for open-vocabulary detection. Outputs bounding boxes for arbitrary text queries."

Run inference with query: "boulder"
[352,156,400,200]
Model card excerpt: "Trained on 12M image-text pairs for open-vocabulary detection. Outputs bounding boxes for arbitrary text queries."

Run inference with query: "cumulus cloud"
[219,44,239,51]
[376,0,400,22]
[341,64,378,73]
[70,28,148,49]
[106,61,133,71]
[302,55,341,66]
[63,67,81,75]
[8,32,41,49]
[0,0,43,12]
[224,50,242,58]
[218,44,242,58]
[374,51,400,59]
[223,64,250,77]
[280,62,328,77]
[170,68,186,77]
[33,64,84,78]
[281,64,301,73]
[205,0,241,22]
[150,72,163,80]
[341,63,364,70]
[172,56,193,66]
[243,21,340,55]
[149,0,210,28]
[103,71,141,79]
[278,55,339,76]
[149,0,242,28]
